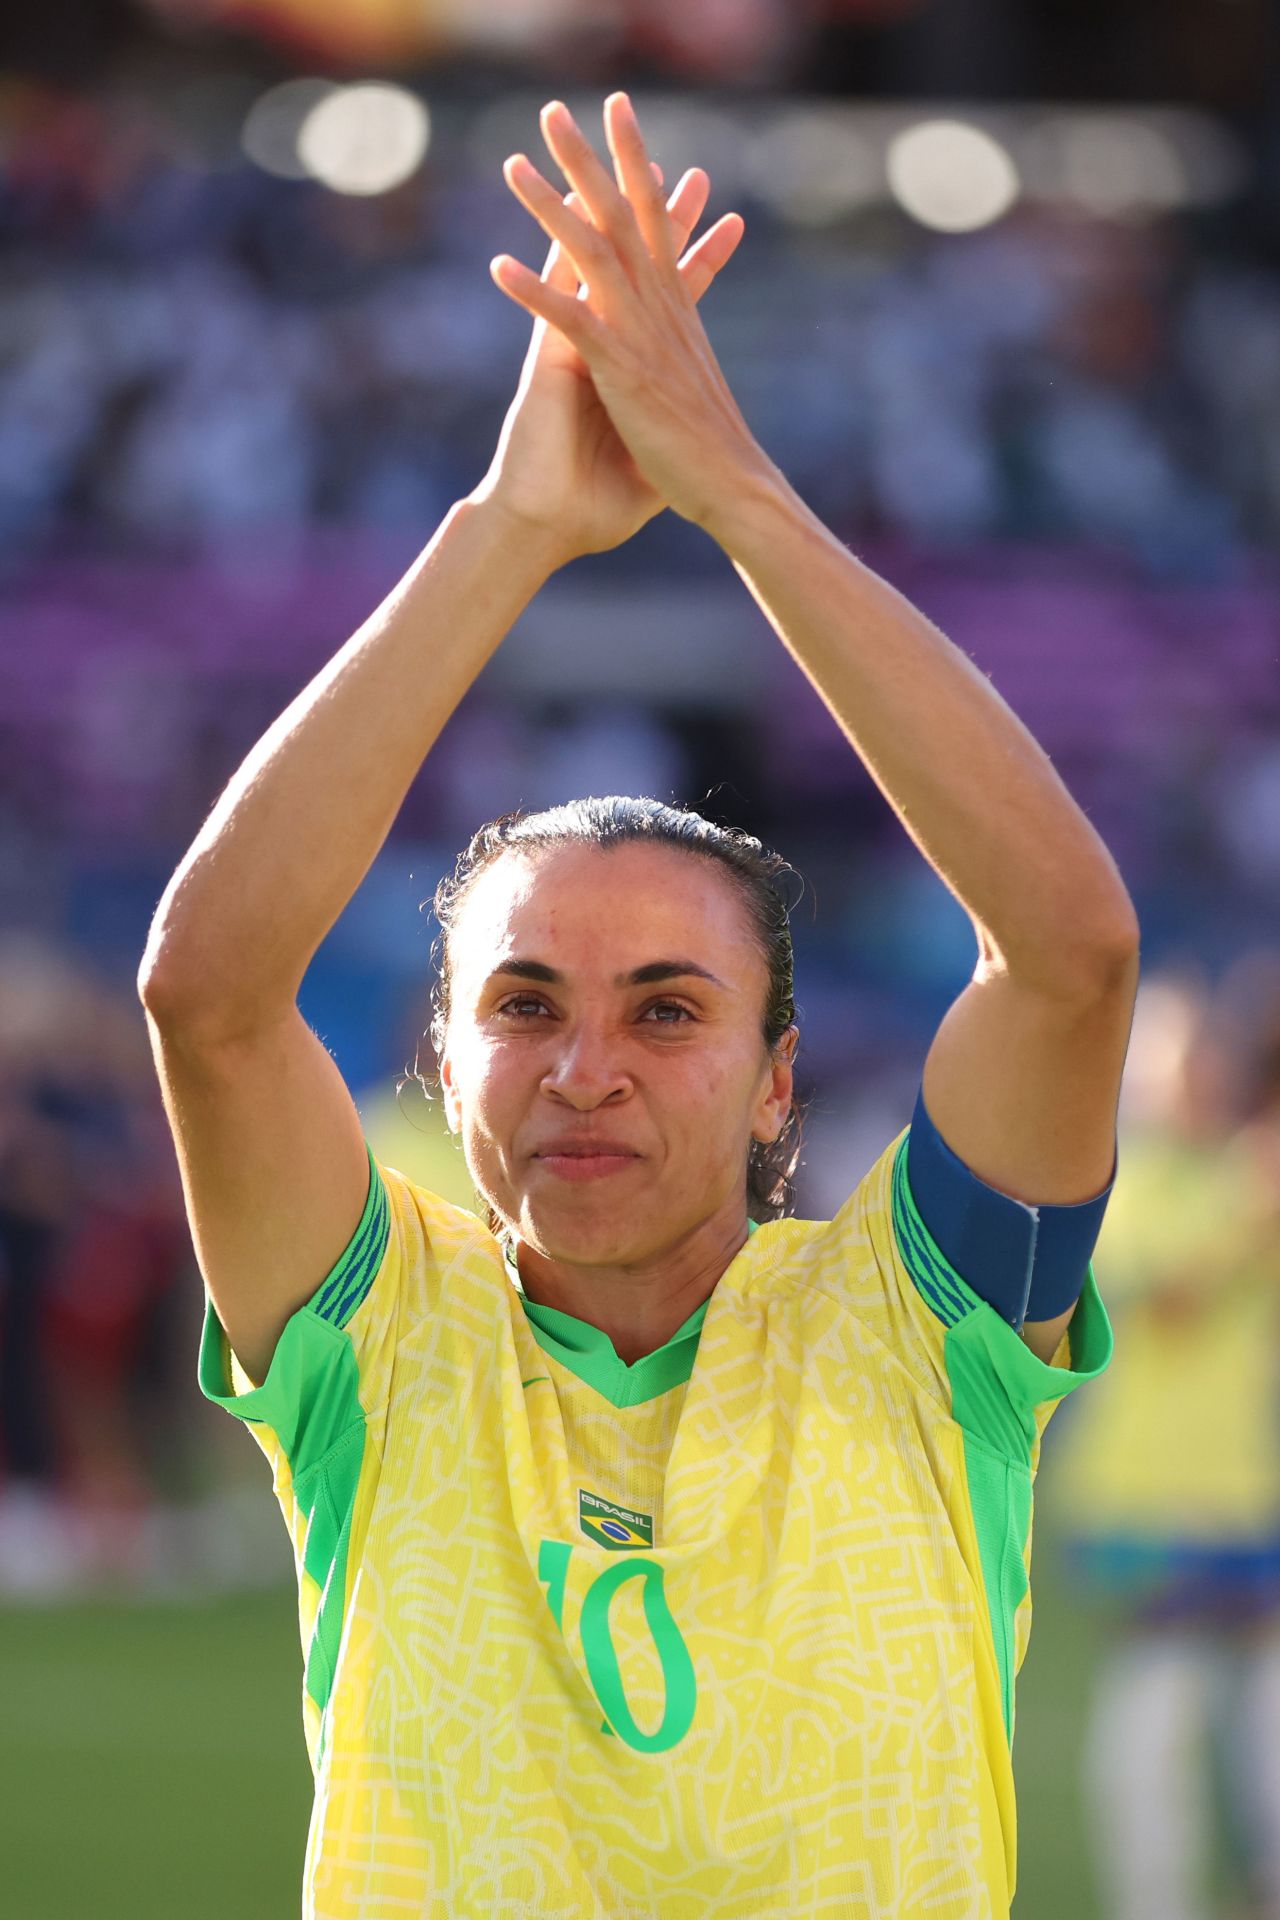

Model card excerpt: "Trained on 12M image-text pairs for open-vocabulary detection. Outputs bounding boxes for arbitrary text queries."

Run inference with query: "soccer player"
[138,94,1139,1919]
[1052,973,1280,1920]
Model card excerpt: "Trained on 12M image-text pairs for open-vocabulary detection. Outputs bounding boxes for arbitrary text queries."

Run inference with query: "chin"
[518,1198,653,1264]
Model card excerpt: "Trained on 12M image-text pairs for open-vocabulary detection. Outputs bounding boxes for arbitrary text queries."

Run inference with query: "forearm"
[708,472,1139,991]
[139,494,563,1032]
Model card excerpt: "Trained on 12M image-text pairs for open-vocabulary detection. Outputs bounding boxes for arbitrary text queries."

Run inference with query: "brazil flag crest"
[579,1489,653,1550]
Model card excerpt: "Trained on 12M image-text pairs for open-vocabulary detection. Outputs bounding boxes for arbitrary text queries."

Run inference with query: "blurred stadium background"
[2,1,1280,1915]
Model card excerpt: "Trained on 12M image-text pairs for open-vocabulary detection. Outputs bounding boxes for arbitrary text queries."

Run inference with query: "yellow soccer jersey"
[199,1122,1111,1919]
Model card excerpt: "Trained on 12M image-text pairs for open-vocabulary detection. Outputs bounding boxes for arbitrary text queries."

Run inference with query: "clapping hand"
[476,93,773,561]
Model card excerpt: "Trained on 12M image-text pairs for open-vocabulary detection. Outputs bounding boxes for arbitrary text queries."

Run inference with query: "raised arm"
[137,500,565,1381]
[704,478,1140,1361]
[138,137,745,1385]
[495,91,1140,1363]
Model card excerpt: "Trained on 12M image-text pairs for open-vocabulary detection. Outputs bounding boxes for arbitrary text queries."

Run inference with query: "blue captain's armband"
[905,1082,1115,1330]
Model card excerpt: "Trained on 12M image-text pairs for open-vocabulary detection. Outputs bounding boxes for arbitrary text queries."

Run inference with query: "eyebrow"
[484,958,731,992]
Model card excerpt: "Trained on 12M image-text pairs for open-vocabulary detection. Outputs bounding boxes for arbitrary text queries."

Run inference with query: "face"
[438,841,797,1264]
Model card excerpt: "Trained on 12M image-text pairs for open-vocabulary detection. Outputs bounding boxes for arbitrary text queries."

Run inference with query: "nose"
[540,1017,632,1110]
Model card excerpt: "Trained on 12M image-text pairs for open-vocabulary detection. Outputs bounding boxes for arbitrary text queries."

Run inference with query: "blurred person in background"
[39,958,209,1587]
[1048,967,1280,1920]
[0,934,80,1588]
[0,932,214,1594]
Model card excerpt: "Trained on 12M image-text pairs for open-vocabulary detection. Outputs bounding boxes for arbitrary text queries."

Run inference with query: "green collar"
[505,1221,759,1409]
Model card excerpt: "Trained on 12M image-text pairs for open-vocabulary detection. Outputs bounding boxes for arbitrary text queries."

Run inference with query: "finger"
[502,152,619,294]
[677,211,746,303]
[523,155,725,316]
[664,167,711,258]
[603,91,678,273]
[543,175,705,314]
[490,249,603,356]
[538,100,650,274]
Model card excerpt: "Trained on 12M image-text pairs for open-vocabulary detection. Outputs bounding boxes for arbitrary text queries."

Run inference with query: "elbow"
[137,926,191,1019]
[136,970,294,1049]
[136,957,198,1029]
[137,935,299,1047]
[986,900,1141,1004]
[136,944,169,1014]
[1088,899,1142,980]
[137,936,231,1035]
[1057,909,1142,1002]
[137,895,186,1010]
[137,911,231,1025]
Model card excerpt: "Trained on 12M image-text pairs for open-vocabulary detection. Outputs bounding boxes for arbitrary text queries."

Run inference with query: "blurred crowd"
[1,81,1279,569]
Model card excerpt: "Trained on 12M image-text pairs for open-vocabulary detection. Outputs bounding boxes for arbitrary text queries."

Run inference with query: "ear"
[439,1047,463,1134]
[753,1025,798,1145]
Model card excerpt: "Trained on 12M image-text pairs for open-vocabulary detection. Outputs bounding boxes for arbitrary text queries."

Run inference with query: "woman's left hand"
[491,92,778,536]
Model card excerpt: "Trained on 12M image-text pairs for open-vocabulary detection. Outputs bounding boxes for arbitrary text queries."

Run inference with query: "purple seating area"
[5,536,1277,907]
[0,537,1268,802]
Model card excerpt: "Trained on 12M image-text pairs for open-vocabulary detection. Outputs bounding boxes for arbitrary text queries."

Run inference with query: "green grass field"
[0,1534,1106,1918]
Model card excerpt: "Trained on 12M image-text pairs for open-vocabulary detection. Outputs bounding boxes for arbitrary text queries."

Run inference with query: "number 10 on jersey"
[538,1539,697,1753]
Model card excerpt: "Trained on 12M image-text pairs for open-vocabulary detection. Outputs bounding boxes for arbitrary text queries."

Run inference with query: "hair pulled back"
[420,795,806,1235]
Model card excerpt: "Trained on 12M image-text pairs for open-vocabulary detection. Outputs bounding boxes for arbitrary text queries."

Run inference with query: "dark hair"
[414,795,806,1236]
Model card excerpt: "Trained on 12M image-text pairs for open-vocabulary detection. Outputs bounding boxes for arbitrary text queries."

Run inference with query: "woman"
[139,94,1138,1919]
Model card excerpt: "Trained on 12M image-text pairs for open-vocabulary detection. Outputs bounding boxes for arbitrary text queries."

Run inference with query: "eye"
[497,995,548,1018]
[644,1001,695,1024]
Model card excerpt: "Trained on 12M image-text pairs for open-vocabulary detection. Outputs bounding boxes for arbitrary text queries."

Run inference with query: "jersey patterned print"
[198,1122,1112,1919]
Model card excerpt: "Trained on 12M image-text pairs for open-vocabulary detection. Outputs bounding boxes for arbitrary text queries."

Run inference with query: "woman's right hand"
[471,155,745,564]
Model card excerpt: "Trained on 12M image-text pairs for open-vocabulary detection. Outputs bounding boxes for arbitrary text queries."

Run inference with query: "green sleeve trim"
[946,1295,1111,1749]
[891,1132,1114,1443]
[296,1409,366,1766]
[943,1270,1112,1456]
[312,1141,390,1328]
[890,1131,1114,1747]
[195,1143,389,1767]
[195,1140,390,1433]
[958,1432,1032,1745]
[197,1305,369,1760]
[197,1287,359,1447]
[196,1137,392,1462]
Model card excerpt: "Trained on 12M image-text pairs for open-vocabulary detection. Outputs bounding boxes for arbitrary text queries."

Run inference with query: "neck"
[510,1212,753,1365]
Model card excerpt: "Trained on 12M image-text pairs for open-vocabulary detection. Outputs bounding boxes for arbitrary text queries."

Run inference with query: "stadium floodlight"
[297,83,431,197]
[241,77,340,180]
[1026,113,1188,218]
[742,109,882,226]
[1062,118,1186,217]
[887,118,1021,233]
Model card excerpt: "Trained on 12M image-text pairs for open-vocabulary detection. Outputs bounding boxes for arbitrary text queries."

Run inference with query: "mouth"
[533,1152,642,1182]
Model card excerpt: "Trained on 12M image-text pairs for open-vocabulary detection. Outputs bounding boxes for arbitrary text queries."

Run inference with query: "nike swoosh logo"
[521,1375,551,1389]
